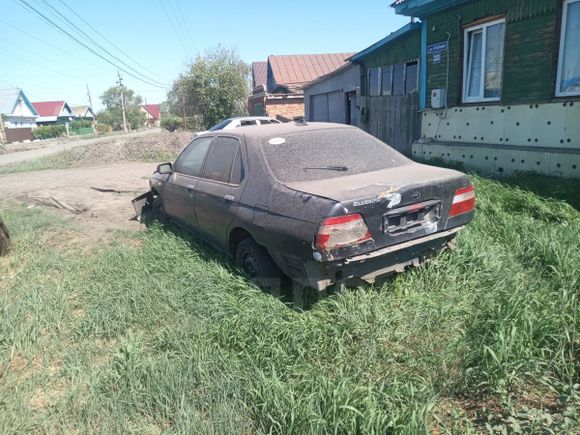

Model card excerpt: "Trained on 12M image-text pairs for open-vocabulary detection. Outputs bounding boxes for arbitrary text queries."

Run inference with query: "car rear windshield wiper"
[303,165,349,171]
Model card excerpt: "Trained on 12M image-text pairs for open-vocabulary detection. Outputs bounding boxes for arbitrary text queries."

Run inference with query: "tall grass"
[0,173,578,433]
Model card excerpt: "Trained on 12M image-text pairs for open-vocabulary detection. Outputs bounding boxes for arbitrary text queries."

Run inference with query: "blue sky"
[0,0,408,111]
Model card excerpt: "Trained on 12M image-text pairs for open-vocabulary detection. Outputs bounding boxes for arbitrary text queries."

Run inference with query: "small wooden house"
[392,0,580,177]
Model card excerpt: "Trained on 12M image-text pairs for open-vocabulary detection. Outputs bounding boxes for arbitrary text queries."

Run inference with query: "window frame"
[462,17,506,104]
[368,67,382,96]
[173,136,214,178]
[381,65,393,96]
[556,0,580,97]
[199,135,244,186]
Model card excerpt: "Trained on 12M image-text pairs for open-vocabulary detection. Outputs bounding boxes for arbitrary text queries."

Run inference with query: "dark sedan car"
[135,122,474,293]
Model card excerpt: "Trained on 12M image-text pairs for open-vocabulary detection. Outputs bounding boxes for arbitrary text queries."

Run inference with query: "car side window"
[259,120,271,125]
[174,137,212,177]
[239,120,257,127]
[201,137,242,184]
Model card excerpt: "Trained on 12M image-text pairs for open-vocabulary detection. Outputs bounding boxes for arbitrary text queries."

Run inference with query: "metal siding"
[311,94,329,122]
[327,91,343,123]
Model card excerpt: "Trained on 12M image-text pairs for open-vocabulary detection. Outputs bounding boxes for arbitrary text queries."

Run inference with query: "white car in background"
[194,116,282,136]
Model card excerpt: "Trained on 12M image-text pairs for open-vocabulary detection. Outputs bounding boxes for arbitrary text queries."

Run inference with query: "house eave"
[391,0,473,18]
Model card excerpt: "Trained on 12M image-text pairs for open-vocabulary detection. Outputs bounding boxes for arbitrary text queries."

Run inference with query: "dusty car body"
[134,123,474,291]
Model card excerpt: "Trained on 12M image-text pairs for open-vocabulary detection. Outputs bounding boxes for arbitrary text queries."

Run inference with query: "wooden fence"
[359,94,420,155]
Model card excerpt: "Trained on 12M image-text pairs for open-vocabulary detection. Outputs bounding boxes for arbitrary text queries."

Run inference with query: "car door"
[194,136,245,249]
[162,136,213,229]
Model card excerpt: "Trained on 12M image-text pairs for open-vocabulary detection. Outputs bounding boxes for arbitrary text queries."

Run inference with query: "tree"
[167,46,250,130]
[97,85,146,131]
[100,85,142,110]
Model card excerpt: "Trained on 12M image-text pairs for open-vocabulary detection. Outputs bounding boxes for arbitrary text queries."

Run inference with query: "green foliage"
[100,85,142,110]
[160,115,182,132]
[32,125,66,140]
[97,84,146,131]
[167,45,250,130]
[0,172,578,433]
[70,119,93,129]
[97,106,146,131]
[95,123,111,134]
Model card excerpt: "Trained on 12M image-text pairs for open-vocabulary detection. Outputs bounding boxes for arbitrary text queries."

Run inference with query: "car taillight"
[315,213,372,251]
[449,185,475,217]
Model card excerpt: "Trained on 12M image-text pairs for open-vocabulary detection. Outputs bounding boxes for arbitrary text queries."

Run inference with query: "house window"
[392,64,405,95]
[557,0,580,96]
[463,18,505,103]
[368,67,381,96]
[405,61,419,94]
[381,66,392,96]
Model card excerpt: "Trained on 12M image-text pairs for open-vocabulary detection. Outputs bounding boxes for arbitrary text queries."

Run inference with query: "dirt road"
[0,162,156,239]
[0,129,160,167]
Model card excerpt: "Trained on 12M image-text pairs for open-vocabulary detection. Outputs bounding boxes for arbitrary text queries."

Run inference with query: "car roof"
[227,116,278,121]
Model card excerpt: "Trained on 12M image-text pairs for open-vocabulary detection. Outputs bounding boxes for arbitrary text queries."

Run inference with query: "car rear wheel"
[235,238,283,292]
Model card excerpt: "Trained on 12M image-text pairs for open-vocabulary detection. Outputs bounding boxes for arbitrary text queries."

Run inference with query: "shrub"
[32,125,66,140]
[95,123,111,134]
[70,119,93,129]
[161,115,183,132]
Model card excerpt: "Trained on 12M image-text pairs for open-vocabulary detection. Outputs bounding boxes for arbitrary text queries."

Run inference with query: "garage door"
[310,92,344,123]
[327,91,342,123]
[311,94,328,122]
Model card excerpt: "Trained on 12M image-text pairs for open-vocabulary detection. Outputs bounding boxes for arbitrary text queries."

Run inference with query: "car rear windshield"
[209,119,231,131]
[261,128,409,182]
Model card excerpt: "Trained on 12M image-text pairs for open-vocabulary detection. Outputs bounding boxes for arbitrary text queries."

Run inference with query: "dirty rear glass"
[262,128,409,182]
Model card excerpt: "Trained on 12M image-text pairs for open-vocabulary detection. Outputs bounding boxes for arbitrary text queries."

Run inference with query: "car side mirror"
[156,162,172,174]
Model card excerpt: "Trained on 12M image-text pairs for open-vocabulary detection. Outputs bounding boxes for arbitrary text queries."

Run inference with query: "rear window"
[209,119,231,131]
[261,128,409,182]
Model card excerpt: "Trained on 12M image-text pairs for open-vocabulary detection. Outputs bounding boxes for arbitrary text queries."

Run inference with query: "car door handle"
[223,194,235,203]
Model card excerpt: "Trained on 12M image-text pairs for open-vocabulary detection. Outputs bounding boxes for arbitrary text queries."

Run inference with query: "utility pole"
[0,114,6,144]
[86,84,96,133]
[116,70,128,132]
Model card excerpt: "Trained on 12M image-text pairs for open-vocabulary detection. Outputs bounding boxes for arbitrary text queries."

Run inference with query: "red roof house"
[140,104,161,127]
[31,100,74,125]
[249,52,354,120]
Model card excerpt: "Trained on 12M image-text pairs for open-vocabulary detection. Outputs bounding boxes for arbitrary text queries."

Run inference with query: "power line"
[157,0,190,54]
[54,0,167,82]
[0,18,108,71]
[16,0,169,89]
[35,0,168,87]
[170,0,197,53]
[0,46,81,81]
[165,0,195,53]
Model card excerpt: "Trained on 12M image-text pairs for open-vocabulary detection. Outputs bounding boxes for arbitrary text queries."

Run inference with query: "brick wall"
[265,98,305,121]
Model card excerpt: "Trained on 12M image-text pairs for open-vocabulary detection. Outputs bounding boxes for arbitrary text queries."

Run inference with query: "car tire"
[152,196,167,221]
[0,215,10,256]
[235,238,283,292]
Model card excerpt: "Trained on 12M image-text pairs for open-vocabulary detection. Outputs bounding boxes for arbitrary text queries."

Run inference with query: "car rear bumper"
[298,227,463,291]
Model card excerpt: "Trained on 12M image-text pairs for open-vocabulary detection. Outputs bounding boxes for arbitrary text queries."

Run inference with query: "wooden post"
[0,214,10,256]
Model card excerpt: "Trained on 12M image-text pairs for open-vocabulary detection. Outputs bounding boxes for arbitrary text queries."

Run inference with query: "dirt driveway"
[0,162,156,240]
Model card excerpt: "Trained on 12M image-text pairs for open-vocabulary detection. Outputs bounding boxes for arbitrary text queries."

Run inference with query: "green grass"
[0,173,578,434]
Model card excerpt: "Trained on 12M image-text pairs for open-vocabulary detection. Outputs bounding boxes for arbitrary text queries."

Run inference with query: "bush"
[161,115,183,132]
[70,119,93,129]
[32,125,66,140]
[95,123,111,134]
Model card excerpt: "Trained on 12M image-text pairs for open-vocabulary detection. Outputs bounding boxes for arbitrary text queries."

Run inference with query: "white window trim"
[556,0,580,97]
[462,17,505,103]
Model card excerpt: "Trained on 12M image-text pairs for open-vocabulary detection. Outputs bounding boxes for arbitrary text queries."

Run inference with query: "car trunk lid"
[284,163,469,256]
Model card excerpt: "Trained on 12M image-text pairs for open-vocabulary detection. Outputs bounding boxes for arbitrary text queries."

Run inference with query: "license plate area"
[382,200,441,235]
